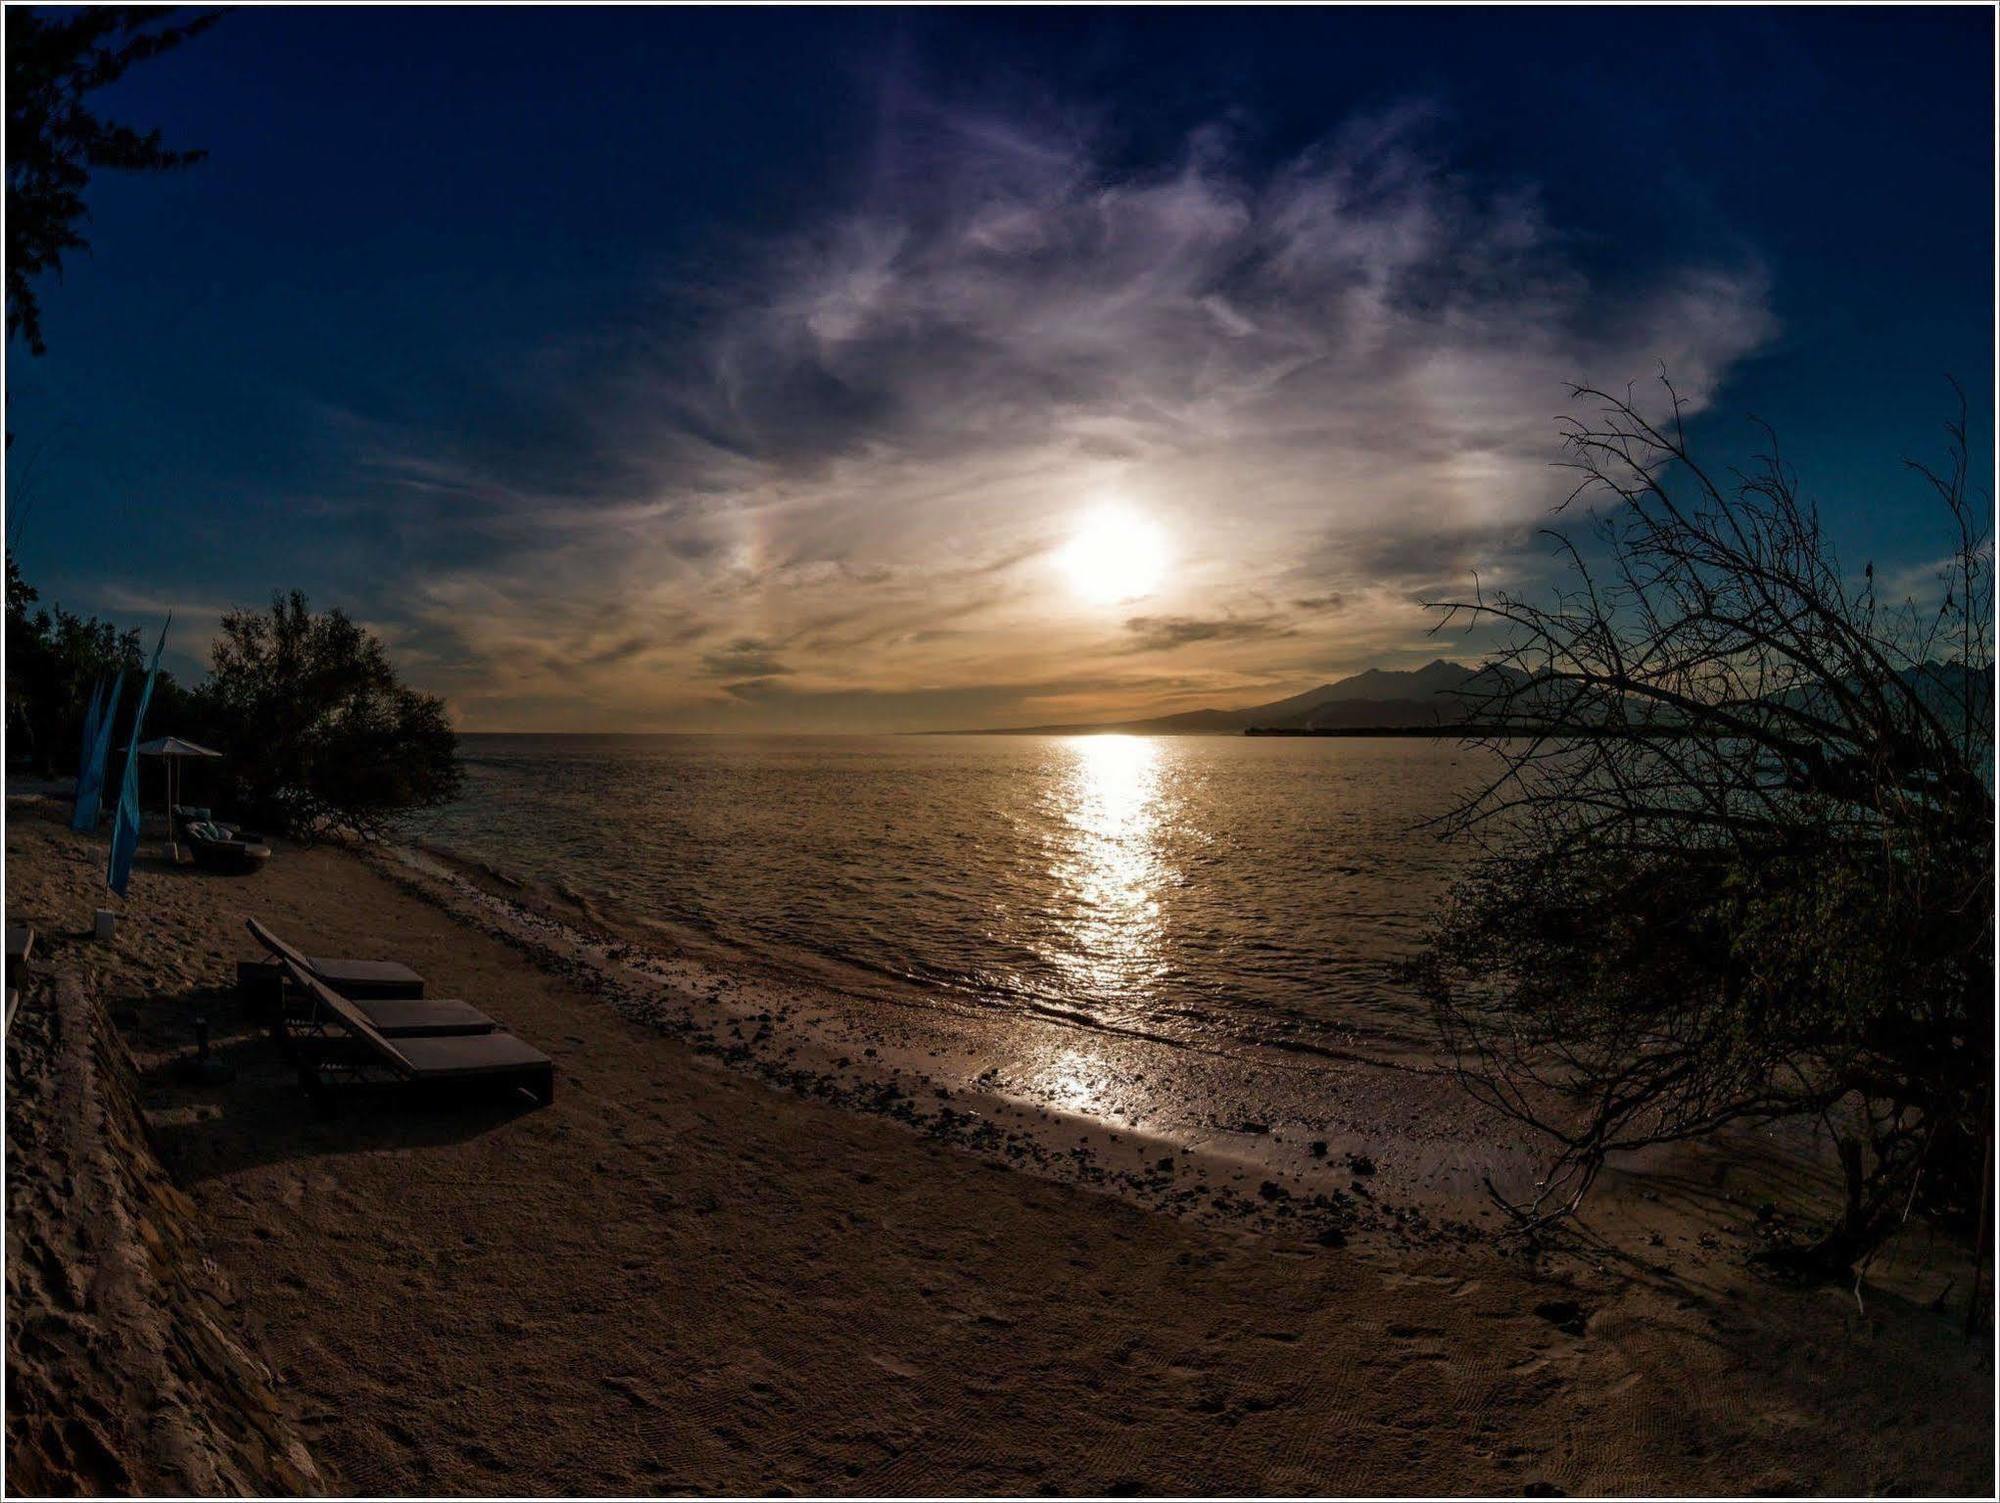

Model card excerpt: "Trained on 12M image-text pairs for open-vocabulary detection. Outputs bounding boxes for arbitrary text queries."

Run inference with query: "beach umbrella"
[133,736,223,860]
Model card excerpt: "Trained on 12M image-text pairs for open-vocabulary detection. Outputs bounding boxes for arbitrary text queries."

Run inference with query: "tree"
[195,591,462,838]
[6,552,147,773]
[7,6,218,355]
[1409,379,1992,1276]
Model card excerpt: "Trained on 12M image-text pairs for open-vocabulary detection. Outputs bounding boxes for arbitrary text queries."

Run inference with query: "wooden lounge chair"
[279,957,554,1106]
[241,916,428,1009]
[244,917,494,1045]
[273,986,501,1055]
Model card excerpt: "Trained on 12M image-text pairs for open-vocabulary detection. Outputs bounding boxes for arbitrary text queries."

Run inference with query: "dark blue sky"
[7,6,1993,729]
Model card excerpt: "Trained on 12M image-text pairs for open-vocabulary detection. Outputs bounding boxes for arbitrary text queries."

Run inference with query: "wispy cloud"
[1122,614,1296,653]
[84,582,233,681]
[344,92,1775,730]
[700,637,794,679]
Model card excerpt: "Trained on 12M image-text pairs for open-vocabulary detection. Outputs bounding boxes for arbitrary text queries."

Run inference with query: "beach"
[5,793,1991,1496]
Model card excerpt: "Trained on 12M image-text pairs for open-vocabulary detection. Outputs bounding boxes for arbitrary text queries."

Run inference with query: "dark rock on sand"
[1532,1300,1589,1336]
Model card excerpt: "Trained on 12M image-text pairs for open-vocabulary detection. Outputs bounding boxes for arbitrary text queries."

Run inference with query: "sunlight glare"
[1046,734,1169,999]
[1058,506,1168,604]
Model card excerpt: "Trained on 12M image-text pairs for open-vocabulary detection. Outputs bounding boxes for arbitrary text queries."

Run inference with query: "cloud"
[1122,613,1296,653]
[83,582,234,682]
[720,675,791,702]
[700,637,794,679]
[336,90,1776,730]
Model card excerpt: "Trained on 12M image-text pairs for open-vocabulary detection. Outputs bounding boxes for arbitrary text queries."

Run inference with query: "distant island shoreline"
[942,658,1515,736]
[938,722,1705,739]
[1241,723,1706,739]
[936,658,1756,738]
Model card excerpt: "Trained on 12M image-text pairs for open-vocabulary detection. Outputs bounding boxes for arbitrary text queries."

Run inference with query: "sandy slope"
[5,961,324,1495]
[5,797,1991,1495]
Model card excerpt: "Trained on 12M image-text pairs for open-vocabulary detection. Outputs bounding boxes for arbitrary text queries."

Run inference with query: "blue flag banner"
[72,670,125,833]
[106,621,169,898]
[69,678,107,831]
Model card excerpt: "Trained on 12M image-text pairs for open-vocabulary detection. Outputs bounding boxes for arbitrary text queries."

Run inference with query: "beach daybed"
[240,916,427,1009]
[279,957,555,1106]
[186,820,271,873]
[173,803,235,838]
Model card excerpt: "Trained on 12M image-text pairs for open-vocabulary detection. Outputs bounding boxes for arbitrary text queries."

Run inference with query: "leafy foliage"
[5,554,148,773]
[7,564,460,838]
[1411,380,1993,1272]
[197,591,462,838]
[6,5,218,354]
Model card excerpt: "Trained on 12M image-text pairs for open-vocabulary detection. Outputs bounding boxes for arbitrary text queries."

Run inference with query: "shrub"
[1410,380,1992,1275]
[194,591,461,839]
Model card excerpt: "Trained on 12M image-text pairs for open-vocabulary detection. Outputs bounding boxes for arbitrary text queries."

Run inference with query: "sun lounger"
[244,916,482,1044]
[279,957,554,1106]
[240,917,427,1009]
[317,995,498,1037]
[186,820,271,873]
[273,988,500,1055]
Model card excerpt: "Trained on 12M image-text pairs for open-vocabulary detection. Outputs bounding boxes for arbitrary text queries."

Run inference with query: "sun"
[1058,506,1169,605]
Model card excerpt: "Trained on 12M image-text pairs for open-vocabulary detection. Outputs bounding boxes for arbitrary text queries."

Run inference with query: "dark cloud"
[721,676,792,701]
[1299,523,1532,598]
[700,637,794,678]
[1122,614,1296,653]
[578,634,656,668]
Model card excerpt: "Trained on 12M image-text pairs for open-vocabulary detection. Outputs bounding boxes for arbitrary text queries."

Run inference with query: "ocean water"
[409,733,1494,1054]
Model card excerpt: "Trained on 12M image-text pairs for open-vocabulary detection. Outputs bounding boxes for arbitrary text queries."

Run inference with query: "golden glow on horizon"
[1057,505,1168,604]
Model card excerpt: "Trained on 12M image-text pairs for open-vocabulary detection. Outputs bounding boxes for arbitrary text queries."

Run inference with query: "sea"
[408,733,1496,1060]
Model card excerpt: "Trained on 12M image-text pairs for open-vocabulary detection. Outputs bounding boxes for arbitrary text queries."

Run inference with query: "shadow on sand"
[136,993,543,1185]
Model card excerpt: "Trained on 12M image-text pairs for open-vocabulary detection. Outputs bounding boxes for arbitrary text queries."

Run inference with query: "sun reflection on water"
[1045,734,1172,1006]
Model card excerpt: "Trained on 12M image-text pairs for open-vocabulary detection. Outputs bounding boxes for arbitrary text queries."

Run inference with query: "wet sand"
[5,795,1991,1495]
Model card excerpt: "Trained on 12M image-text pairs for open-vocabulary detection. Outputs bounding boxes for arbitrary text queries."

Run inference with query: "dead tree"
[1409,377,1992,1274]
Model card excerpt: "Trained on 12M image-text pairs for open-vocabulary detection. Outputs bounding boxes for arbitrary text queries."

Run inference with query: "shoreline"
[5,794,1991,1494]
[374,834,1927,1276]
[383,836,1493,1248]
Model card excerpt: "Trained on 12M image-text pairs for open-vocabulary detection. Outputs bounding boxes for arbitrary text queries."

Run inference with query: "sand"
[5,965,323,1495]
[5,794,1992,1495]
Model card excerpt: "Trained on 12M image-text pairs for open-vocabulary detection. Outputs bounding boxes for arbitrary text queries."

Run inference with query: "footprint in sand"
[1532,1300,1590,1337]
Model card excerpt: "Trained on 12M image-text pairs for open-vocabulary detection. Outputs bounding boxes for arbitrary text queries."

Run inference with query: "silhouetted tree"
[7,5,218,355]
[6,553,148,773]
[1410,379,1992,1279]
[195,591,462,838]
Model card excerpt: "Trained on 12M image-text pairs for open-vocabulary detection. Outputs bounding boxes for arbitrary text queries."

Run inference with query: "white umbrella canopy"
[134,736,222,759]
[126,738,226,850]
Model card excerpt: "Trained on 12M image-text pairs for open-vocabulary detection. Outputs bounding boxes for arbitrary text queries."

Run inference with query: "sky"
[6,5,1993,732]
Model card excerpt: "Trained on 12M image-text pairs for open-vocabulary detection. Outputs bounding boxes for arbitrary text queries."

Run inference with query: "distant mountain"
[957,657,1992,739]
[966,660,1524,735]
